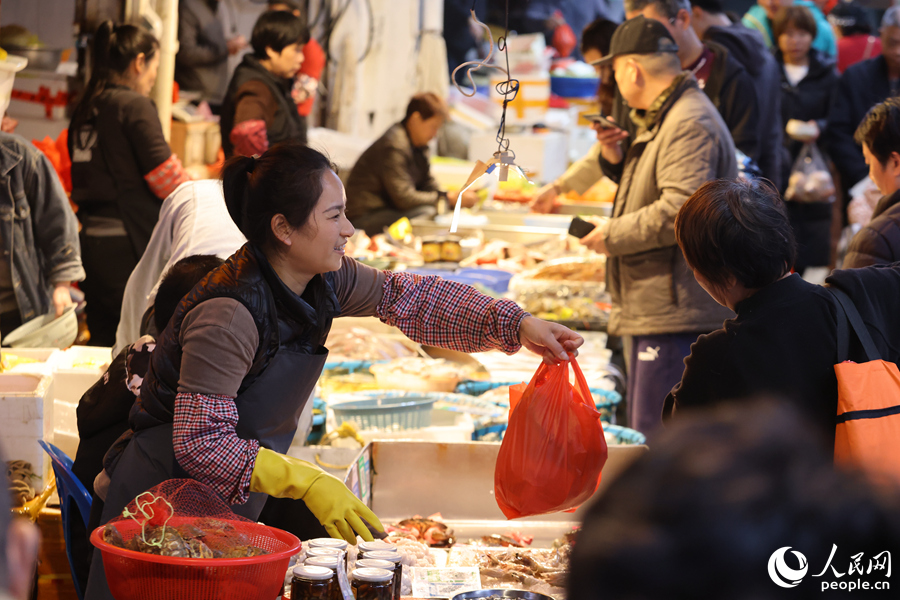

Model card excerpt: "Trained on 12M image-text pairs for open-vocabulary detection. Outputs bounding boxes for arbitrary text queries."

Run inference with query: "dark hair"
[154,255,225,332]
[623,0,689,20]
[675,178,796,290]
[690,0,726,16]
[267,0,302,11]
[567,400,900,600]
[403,92,448,123]
[221,142,335,252]
[251,10,309,59]
[70,21,159,149]
[773,6,818,41]
[854,97,900,166]
[581,18,618,56]
[829,2,874,37]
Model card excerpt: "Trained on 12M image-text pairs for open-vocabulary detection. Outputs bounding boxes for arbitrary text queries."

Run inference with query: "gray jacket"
[605,77,736,336]
[0,133,85,323]
[175,0,229,104]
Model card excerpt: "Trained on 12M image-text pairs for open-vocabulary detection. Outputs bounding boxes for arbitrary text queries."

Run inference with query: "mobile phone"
[583,113,620,130]
[568,216,597,239]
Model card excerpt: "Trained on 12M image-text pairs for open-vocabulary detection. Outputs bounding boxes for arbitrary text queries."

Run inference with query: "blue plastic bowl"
[330,394,436,430]
[550,75,600,98]
[603,423,647,445]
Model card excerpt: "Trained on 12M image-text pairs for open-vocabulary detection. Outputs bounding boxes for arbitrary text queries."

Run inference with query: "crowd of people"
[3,1,900,599]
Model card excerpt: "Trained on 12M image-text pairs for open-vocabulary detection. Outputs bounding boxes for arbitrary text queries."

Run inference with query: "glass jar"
[351,568,393,600]
[309,538,350,552]
[291,565,334,600]
[357,541,397,555]
[359,551,402,600]
[355,558,396,598]
[308,547,343,559]
[305,555,343,600]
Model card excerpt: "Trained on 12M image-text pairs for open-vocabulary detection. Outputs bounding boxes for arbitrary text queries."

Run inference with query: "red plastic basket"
[90,517,301,600]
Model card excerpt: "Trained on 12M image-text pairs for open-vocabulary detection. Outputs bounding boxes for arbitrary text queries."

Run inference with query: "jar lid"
[351,567,394,583]
[356,559,395,570]
[307,547,342,557]
[358,541,397,553]
[309,538,349,550]
[293,565,334,581]
[363,550,402,563]
[306,555,340,570]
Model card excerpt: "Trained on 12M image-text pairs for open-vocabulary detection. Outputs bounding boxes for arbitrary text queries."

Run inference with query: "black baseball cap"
[591,16,679,67]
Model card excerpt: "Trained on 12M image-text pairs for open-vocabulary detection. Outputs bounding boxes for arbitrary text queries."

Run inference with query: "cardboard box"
[170,120,221,167]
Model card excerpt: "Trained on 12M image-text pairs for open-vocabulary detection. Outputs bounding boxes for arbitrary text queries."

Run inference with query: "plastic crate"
[550,75,600,98]
[329,392,436,430]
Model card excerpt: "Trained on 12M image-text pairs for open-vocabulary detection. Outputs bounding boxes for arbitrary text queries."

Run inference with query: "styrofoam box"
[0,373,53,484]
[51,371,105,458]
[1,348,61,376]
[7,69,70,121]
[55,345,112,374]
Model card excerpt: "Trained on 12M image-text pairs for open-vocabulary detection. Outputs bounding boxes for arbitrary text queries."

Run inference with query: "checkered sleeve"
[144,154,191,200]
[229,119,269,157]
[376,271,528,354]
[173,392,259,505]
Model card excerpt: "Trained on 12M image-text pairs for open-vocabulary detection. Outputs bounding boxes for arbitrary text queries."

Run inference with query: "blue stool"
[38,440,92,600]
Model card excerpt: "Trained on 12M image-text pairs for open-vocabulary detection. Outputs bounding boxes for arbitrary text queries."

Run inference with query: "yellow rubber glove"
[250,447,384,543]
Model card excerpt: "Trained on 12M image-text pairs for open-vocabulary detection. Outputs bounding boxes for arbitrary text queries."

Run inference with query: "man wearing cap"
[597,0,759,186]
[578,16,736,437]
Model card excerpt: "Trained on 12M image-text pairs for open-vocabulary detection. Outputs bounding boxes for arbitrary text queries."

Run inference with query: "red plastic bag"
[495,359,608,519]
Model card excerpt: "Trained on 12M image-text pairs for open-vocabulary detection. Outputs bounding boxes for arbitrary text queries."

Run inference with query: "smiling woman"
[83,142,585,600]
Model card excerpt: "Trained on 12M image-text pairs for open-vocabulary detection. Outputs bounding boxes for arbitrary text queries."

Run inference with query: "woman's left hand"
[519,316,584,364]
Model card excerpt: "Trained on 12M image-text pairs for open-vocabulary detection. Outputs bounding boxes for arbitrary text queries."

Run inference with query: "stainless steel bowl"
[452,590,557,600]
[4,45,62,71]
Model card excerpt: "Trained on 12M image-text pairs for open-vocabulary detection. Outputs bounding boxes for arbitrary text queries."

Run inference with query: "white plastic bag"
[785,143,836,203]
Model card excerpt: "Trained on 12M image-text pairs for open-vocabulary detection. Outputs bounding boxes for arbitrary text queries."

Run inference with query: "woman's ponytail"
[70,21,159,149]
[221,155,257,237]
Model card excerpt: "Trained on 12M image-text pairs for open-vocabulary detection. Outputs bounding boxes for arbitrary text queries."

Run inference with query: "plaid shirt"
[173,272,529,504]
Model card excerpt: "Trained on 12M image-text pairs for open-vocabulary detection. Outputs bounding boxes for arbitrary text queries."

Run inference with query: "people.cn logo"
[769,547,810,588]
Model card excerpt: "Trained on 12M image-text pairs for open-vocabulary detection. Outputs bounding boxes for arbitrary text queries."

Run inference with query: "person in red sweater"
[829,2,881,73]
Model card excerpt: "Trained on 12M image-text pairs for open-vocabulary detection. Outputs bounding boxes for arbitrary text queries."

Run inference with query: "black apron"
[84,345,327,600]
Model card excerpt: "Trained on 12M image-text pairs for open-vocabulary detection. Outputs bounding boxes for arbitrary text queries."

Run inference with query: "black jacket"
[777,50,839,189]
[600,42,759,181]
[704,23,783,188]
[825,55,894,194]
[844,190,900,268]
[220,55,306,158]
[71,338,154,492]
[69,86,170,257]
[664,266,900,450]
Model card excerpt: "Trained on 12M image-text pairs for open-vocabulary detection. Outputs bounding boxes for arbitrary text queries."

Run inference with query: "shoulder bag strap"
[827,286,880,362]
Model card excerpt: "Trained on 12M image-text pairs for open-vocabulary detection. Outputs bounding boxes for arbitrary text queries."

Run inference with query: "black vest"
[220,55,307,158]
[132,243,339,431]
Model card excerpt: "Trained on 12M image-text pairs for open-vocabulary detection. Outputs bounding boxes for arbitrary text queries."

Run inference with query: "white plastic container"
[0,373,53,482]
[0,54,27,118]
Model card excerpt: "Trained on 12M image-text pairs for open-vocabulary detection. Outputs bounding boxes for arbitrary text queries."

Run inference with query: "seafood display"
[369,359,471,393]
[386,514,455,547]
[101,519,270,559]
[326,328,421,363]
[448,547,569,598]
